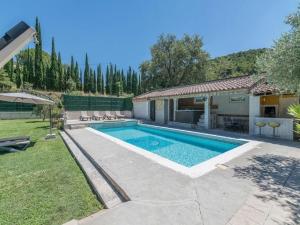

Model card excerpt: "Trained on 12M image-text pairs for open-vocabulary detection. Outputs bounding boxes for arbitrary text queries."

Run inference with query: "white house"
[133,75,299,140]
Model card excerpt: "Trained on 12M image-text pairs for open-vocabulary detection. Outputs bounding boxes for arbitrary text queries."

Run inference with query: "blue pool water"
[92,124,244,167]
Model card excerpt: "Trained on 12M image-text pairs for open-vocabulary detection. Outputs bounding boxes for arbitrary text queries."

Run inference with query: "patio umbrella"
[0,92,56,139]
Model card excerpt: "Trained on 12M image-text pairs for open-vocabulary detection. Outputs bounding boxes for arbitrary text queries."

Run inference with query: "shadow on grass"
[233,154,300,224]
[0,141,36,155]
[35,125,50,130]
[25,120,47,123]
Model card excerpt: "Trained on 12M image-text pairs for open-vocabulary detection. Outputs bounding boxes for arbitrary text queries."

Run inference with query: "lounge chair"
[92,111,104,120]
[115,111,126,119]
[105,111,116,120]
[0,136,30,152]
[80,111,91,121]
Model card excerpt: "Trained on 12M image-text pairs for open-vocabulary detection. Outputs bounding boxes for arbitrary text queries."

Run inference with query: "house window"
[230,96,245,103]
[194,97,206,104]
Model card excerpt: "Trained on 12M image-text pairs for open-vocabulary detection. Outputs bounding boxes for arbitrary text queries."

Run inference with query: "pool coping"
[86,124,261,178]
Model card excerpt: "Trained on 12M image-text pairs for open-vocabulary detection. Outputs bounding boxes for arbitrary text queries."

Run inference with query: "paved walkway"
[67,128,300,225]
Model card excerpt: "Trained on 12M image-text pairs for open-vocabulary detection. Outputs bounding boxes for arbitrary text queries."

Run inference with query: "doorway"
[150,100,155,121]
[169,99,174,121]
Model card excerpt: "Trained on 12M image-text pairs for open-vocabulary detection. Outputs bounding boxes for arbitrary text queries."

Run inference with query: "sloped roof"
[250,82,279,95]
[134,75,258,100]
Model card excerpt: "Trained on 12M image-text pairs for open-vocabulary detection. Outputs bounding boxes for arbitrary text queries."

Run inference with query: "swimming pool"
[94,124,243,167]
[88,122,258,178]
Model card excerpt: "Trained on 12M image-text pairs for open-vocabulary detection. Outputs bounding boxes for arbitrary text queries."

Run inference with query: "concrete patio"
[64,126,300,225]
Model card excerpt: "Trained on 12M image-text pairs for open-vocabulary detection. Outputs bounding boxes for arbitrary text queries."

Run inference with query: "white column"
[249,95,260,134]
[173,98,177,122]
[204,96,211,129]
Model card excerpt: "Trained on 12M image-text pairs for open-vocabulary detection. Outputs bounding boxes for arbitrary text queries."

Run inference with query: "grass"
[0,119,102,225]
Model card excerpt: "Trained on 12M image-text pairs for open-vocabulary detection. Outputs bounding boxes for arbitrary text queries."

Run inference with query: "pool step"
[60,131,123,209]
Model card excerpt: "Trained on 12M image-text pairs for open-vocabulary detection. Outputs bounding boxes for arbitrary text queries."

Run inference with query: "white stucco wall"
[249,95,261,134]
[133,101,149,120]
[155,100,165,124]
[213,94,249,115]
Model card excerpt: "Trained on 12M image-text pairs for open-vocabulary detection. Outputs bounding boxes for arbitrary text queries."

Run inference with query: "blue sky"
[0,0,298,70]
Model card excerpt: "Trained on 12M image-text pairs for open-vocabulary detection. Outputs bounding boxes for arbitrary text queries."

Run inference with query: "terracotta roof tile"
[134,75,257,100]
[250,82,279,95]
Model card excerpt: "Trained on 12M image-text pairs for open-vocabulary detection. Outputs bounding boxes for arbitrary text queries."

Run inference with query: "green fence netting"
[63,95,133,111]
[0,101,35,112]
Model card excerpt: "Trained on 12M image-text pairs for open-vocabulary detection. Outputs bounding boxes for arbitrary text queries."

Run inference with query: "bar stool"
[255,121,266,136]
[268,122,280,137]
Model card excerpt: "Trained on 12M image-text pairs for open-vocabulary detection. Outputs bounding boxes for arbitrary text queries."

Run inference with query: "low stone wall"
[0,111,39,119]
[65,110,132,120]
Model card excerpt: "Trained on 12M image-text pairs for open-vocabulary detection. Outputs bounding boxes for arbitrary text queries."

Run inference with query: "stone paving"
[66,128,300,225]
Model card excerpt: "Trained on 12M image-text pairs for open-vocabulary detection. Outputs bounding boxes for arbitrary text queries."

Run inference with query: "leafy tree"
[140,34,209,91]
[4,59,14,81]
[207,49,267,80]
[0,69,13,91]
[256,6,300,92]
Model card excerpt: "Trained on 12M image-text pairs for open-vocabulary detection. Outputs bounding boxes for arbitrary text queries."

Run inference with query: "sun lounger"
[0,136,30,152]
[105,111,116,120]
[92,111,104,120]
[115,111,126,119]
[80,111,91,121]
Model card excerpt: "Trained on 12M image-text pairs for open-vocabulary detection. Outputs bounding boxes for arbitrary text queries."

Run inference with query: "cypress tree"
[28,52,34,84]
[96,65,102,94]
[15,59,22,88]
[48,37,57,90]
[112,64,117,95]
[101,72,104,95]
[126,67,132,94]
[121,69,126,93]
[132,70,138,96]
[105,65,109,95]
[109,63,113,95]
[22,49,30,83]
[34,17,44,89]
[57,52,63,91]
[83,54,90,92]
[92,70,96,93]
[89,68,93,93]
[79,69,83,91]
[74,61,80,90]
[70,56,75,80]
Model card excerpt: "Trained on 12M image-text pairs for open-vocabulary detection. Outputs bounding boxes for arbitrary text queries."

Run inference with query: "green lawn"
[0,119,102,225]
